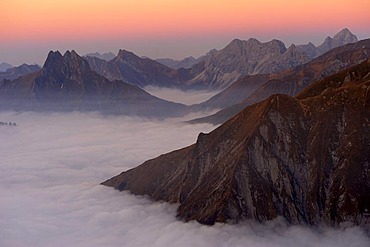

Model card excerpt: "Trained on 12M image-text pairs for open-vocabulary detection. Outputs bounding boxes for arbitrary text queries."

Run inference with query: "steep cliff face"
[103,59,370,226]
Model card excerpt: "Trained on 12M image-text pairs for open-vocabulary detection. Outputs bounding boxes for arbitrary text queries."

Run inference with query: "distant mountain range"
[0,28,367,121]
[84,28,358,90]
[0,62,13,72]
[84,49,183,88]
[0,50,186,117]
[191,38,370,124]
[103,58,370,226]
[0,64,41,81]
[85,52,116,61]
[155,56,205,69]
[183,28,358,89]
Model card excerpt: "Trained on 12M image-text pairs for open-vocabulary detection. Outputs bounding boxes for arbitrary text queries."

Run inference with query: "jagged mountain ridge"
[0,50,187,117]
[155,56,205,69]
[185,28,358,89]
[85,49,183,88]
[85,52,116,61]
[102,58,370,226]
[192,38,370,124]
[0,63,41,81]
[86,28,358,90]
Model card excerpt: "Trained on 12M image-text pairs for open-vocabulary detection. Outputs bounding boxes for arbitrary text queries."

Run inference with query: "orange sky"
[1,0,369,65]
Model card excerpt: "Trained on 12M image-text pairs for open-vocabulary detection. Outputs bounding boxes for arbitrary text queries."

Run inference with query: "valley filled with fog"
[144,86,223,105]
[0,89,369,247]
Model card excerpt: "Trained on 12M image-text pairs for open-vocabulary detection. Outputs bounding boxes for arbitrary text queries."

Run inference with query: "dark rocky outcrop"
[103,59,370,227]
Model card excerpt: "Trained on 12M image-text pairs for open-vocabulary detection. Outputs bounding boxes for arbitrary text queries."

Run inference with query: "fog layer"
[144,86,222,105]
[0,111,369,247]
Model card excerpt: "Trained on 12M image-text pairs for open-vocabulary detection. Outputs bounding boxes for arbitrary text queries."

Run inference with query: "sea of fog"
[0,89,369,247]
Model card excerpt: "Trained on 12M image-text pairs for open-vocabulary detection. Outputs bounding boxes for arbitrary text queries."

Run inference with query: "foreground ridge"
[103,59,370,226]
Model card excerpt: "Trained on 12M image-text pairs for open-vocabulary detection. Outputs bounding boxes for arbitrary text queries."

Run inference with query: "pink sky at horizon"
[1,0,369,65]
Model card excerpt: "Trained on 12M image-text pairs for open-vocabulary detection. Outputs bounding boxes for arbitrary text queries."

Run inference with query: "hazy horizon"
[2,29,370,67]
[1,0,369,66]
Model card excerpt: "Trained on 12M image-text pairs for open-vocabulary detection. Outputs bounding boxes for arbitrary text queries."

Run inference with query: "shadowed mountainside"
[85,49,183,88]
[103,58,370,227]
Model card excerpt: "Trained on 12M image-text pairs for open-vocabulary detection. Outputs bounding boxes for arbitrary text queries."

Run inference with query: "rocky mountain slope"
[103,58,370,227]
[85,49,183,88]
[0,50,186,117]
[190,73,271,111]
[156,56,205,69]
[192,38,370,124]
[0,63,40,81]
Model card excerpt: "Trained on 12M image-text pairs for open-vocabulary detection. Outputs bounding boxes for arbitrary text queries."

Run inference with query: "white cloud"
[0,111,368,247]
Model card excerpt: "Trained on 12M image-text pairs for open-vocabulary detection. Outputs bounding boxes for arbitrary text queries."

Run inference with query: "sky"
[1,103,369,246]
[1,0,369,65]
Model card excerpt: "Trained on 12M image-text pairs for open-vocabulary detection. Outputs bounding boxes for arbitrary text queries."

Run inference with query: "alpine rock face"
[193,38,370,124]
[85,49,183,88]
[103,58,370,227]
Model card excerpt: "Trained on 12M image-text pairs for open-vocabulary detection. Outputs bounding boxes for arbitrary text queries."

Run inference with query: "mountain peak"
[117,49,136,58]
[63,50,83,63]
[39,49,92,87]
[333,28,358,43]
[318,28,358,54]
[0,62,13,72]
[246,37,261,44]
[43,51,63,68]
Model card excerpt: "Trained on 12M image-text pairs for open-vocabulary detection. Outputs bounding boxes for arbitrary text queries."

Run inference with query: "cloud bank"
[0,111,369,247]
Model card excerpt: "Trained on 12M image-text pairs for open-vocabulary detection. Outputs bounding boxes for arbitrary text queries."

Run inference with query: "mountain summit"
[318,28,358,54]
